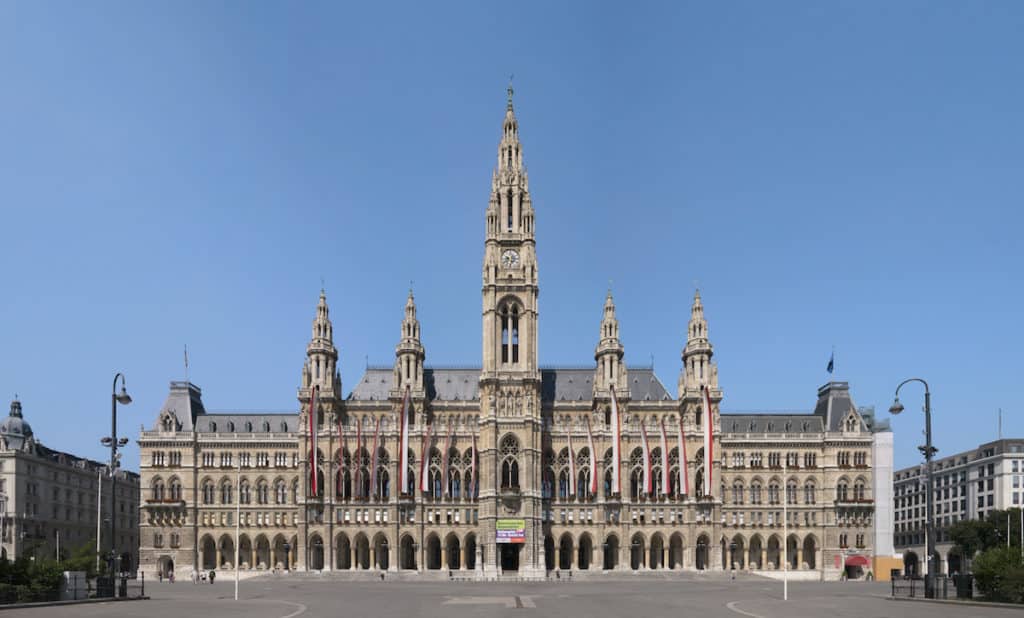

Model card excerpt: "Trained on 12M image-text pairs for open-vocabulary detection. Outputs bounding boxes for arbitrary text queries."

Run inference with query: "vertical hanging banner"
[585,417,598,496]
[308,385,320,497]
[640,420,652,496]
[471,433,478,499]
[659,418,669,497]
[419,420,433,494]
[370,417,380,500]
[442,419,453,497]
[610,385,622,496]
[399,387,411,495]
[567,426,577,498]
[702,384,714,497]
[356,419,364,499]
[678,415,690,496]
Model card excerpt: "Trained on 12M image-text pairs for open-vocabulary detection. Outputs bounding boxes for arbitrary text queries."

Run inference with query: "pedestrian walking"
[191,570,198,585]
[158,570,163,583]
[209,570,216,584]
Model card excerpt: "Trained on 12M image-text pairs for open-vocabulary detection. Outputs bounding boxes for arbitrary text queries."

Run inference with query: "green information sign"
[495,519,526,543]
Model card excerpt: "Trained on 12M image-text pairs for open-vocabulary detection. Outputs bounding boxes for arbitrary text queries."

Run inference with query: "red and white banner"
[399,388,411,495]
[610,386,622,496]
[471,433,477,499]
[337,409,346,496]
[568,427,576,498]
[356,419,364,499]
[677,415,690,496]
[659,418,669,496]
[702,384,714,497]
[442,419,453,496]
[640,420,652,496]
[419,421,433,494]
[585,417,598,496]
[308,385,319,496]
[370,417,380,500]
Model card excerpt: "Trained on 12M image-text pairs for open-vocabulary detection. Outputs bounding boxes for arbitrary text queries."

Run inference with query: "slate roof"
[721,414,823,434]
[348,366,673,403]
[194,413,298,434]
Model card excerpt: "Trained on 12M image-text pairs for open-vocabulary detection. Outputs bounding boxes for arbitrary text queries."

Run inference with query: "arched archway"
[786,535,799,570]
[374,534,390,570]
[578,534,593,570]
[748,535,763,570]
[354,533,370,570]
[695,534,710,570]
[255,535,270,570]
[767,535,781,570]
[904,551,919,577]
[650,533,665,570]
[219,535,235,569]
[336,533,351,570]
[630,533,645,570]
[729,535,745,570]
[272,535,288,570]
[947,552,962,576]
[559,533,573,570]
[544,535,555,571]
[157,556,174,578]
[802,535,817,570]
[239,535,253,569]
[200,535,216,570]
[426,534,442,570]
[309,535,324,571]
[669,533,684,569]
[400,535,417,570]
[446,533,461,570]
[603,535,619,570]
[464,533,477,570]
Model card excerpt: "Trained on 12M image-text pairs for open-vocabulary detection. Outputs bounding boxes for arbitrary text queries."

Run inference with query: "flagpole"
[234,458,240,600]
[783,455,788,601]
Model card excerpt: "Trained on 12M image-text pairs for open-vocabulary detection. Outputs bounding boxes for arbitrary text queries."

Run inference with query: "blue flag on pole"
[826,352,834,374]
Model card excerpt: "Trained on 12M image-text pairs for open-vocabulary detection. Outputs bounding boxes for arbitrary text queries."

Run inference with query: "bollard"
[141,571,145,597]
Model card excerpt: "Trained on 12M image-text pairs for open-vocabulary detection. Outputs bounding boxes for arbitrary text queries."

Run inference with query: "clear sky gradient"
[1,2,1021,472]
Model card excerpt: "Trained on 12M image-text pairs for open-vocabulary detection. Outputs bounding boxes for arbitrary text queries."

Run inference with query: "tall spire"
[302,289,340,394]
[394,289,425,392]
[595,290,627,393]
[679,288,717,396]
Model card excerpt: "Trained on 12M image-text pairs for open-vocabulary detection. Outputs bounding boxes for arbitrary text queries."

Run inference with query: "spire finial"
[507,74,514,111]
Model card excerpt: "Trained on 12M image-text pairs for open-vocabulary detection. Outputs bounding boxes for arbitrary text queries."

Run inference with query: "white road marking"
[444,596,518,608]
[273,600,308,618]
[519,595,537,608]
[726,600,766,618]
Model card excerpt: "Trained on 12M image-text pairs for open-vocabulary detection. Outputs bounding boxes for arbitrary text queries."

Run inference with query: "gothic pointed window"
[500,435,520,490]
[511,306,520,363]
[501,305,510,364]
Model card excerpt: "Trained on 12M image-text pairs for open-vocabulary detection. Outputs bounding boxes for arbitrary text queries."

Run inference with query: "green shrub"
[973,546,1024,603]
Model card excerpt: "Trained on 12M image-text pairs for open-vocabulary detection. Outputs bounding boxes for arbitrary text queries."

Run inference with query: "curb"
[890,596,1024,611]
[0,596,149,611]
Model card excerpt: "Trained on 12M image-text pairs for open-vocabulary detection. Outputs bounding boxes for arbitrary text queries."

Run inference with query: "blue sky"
[1,2,1021,472]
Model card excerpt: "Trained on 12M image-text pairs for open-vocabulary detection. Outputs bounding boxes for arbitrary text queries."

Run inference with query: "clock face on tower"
[501,249,520,269]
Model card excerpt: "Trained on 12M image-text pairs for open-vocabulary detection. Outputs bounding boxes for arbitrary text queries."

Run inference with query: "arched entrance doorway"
[354,534,370,570]
[802,536,817,570]
[219,535,235,569]
[255,535,270,570]
[158,556,174,578]
[465,534,477,570]
[669,533,684,569]
[947,552,962,576]
[400,535,417,570]
[695,535,710,570]
[446,534,461,570]
[767,535,781,570]
[603,535,619,570]
[499,543,521,572]
[650,534,664,570]
[309,535,324,571]
[904,551,919,577]
[544,535,555,571]
[374,534,389,570]
[630,533,645,570]
[559,534,573,570]
[426,534,442,570]
[578,534,592,570]
[786,535,799,570]
[729,535,745,570]
[748,535,763,570]
[337,534,351,569]
[239,535,253,570]
[201,536,216,570]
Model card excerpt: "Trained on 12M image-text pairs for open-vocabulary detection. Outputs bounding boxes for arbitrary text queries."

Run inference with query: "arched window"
[202,480,215,505]
[275,480,287,504]
[731,480,744,505]
[750,480,762,505]
[169,478,182,501]
[239,480,251,504]
[768,480,780,505]
[499,303,521,365]
[854,478,866,501]
[500,435,520,490]
[257,480,269,504]
[629,448,645,501]
[804,481,816,505]
[786,479,798,505]
[152,479,165,501]
[837,479,850,502]
[221,482,233,504]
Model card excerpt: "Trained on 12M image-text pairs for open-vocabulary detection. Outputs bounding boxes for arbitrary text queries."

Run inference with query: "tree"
[949,518,997,567]
[973,546,1024,603]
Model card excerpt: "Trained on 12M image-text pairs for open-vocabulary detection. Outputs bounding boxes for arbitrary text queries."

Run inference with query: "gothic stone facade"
[138,91,883,579]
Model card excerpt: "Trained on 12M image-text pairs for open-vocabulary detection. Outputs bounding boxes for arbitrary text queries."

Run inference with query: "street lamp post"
[890,378,936,599]
[283,542,291,571]
[101,373,131,578]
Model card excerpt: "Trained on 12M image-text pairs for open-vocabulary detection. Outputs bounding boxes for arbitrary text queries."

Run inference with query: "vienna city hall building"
[139,90,893,580]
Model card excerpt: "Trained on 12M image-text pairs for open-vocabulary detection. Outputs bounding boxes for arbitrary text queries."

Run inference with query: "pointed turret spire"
[679,288,717,396]
[394,289,425,391]
[595,289,627,393]
[302,289,340,393]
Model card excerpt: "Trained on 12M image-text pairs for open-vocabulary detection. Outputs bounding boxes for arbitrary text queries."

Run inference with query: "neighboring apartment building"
[893,438,1024,576]
[138,89,890,581]
[0,398,140,570]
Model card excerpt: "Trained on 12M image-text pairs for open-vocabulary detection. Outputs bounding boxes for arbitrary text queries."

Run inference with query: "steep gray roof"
[348,366,672,403]
[194,413,298,434]
[152,381,206,432]
[721,414,823,434]
[812,381,866,432]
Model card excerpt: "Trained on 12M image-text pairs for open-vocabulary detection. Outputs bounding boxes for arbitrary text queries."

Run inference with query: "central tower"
[479,85,543,576]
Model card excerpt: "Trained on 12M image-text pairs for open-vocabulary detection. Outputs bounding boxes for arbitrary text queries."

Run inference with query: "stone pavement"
[3,573,1022,618]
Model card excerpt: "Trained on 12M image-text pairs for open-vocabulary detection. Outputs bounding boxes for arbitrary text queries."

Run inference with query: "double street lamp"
[889,377,937,599]
[101,373,131,575]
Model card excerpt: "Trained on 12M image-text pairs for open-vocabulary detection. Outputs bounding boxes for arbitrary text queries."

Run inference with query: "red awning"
[845,555,870,567]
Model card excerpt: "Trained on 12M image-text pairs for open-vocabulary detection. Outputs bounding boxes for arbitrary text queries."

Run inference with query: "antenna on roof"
[184,344,189,384]
[365,355,369,371]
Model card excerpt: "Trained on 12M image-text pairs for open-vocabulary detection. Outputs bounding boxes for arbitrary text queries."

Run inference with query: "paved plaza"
[3,574,1023,618]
